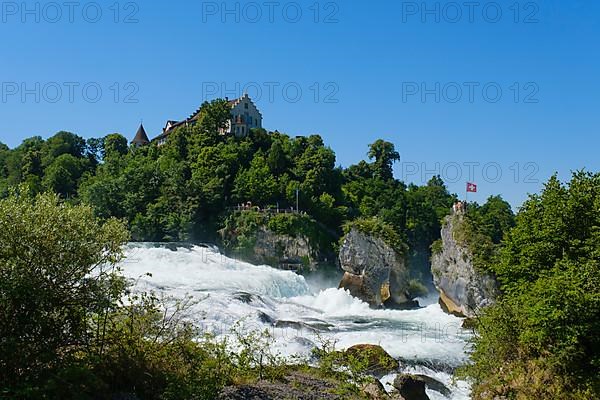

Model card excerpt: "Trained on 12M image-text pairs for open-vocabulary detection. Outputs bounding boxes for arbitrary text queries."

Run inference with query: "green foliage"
[0,189,376,399]
[103,133,128,159]
[367,139,400,181]
[453,195,515,272]
[221,210,335,262]
[431,239,443,255]
[0,189,129,393]
[1,100,458,291]
[42,153,87,197]
[407,279,429,298]
[343,217,408,257]
[463,172,600,399]
[0,102,455,258]
[311,337,378,395]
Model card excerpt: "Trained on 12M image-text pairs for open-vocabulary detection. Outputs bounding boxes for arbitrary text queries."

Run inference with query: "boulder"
[218,370,362,399]
[412,375,450,397]
[393,374,429,400]
[345,344,399,377]
[431,214,499,318]
[362,380,389,399]
[338,228,412,308]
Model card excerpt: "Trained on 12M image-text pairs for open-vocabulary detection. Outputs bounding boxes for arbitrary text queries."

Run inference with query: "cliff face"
[252,227,322,271]
[338,228,413,308]
[431,214,498,318]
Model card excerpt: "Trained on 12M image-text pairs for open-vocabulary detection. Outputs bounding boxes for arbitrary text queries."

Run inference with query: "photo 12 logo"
[0,2,140,23]
[400,161,540,185]
[201,1,339,24]
[400,1,540,24]
[401,81,540,104]
[1,82,140,104]
[202,81,340,104]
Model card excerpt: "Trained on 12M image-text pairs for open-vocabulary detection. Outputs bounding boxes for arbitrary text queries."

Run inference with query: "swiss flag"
[467,182,478,193]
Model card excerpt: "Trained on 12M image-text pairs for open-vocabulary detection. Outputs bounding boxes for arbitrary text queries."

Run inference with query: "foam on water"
[120,243,471,399]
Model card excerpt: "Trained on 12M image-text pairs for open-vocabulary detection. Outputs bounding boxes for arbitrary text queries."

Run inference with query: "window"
[245,102,249,109]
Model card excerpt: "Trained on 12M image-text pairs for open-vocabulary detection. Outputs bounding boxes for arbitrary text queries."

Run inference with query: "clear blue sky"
[1,0,598,208]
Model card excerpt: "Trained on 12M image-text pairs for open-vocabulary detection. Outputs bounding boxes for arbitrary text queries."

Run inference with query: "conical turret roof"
[131,123,150,146]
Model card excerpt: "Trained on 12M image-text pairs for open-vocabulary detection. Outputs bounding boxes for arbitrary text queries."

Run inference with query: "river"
[120,243,472,399]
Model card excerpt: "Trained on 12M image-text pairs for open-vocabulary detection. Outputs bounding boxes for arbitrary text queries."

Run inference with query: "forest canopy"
[0,99,459,266]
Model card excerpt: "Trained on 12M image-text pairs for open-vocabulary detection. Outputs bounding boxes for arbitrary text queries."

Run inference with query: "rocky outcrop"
[431,214,498,318]
[217,370,349,399]
[218,369,401,400]
[252,227,322,271]
[345,344,399,377]
[393,374,429,400]
[338,228,413,308]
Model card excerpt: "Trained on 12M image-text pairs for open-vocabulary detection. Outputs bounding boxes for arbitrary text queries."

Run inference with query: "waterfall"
[120,243,472,399]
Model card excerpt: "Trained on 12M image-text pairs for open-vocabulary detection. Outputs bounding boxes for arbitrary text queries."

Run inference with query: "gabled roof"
[131,123,150,145]
[158,94,261,138]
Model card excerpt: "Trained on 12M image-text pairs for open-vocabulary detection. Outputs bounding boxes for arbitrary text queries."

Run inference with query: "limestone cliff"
[220,211,336,272]
[431,214,498,318]
[338,228,414,308]
[251,227,323,271]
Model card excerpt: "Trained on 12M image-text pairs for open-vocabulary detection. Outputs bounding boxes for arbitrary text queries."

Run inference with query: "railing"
[231,205,303,215]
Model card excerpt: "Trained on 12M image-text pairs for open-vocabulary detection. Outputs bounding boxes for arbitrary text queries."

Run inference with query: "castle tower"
[131,123,150,147]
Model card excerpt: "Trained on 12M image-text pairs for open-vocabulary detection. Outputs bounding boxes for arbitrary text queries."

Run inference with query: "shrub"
[343,217,408,257]
[462,173,600,399]
[0,188,129,392]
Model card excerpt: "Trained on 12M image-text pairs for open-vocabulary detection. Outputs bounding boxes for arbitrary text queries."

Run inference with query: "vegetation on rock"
[462,172,600,399]
[453,195,515,272]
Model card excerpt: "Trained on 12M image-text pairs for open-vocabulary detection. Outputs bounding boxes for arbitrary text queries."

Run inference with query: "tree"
[478,195,515,244]
[234,151,278,206]
[42,131,87,166]
[465,172,600,399]
[194,99,233,144]
[367,139,400,181]
[103,133,128,159]
[43,154,86,197]
[267,140,288,175]
[0,189,129,390]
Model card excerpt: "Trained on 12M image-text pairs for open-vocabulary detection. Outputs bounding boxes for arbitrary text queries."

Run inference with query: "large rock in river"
[338,228,413,308]
[252,227,321,271]
[345,344,399,377]
[393,374,429,400]
[431,212,498,318]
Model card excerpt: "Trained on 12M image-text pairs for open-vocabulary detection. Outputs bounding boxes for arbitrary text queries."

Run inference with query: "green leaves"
[465,172,600,399]
[0,190,129,389]
[367,139,400,181]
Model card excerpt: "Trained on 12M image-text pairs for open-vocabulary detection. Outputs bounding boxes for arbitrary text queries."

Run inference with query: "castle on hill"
[131,94,263,146]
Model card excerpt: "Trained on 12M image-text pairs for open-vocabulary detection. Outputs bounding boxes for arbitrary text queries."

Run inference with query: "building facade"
[222,93,263,137]
[140,94,263,146]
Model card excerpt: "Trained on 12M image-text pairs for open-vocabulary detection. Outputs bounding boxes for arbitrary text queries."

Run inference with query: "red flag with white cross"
[467,182,478,193]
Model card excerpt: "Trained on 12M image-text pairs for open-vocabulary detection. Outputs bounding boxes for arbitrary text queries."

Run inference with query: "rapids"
[120,243,472,399]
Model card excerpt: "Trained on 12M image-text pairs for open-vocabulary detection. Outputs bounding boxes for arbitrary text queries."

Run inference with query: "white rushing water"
[120,243,472,399]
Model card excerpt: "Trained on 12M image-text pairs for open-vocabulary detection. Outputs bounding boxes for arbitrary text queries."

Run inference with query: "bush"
[0,188,377,400]
[462,173,600,399]
[220,210,335,259]
[0,188,129,392]
[343,217,408,257]
[430,239,443,255]
[453,196,514,272]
